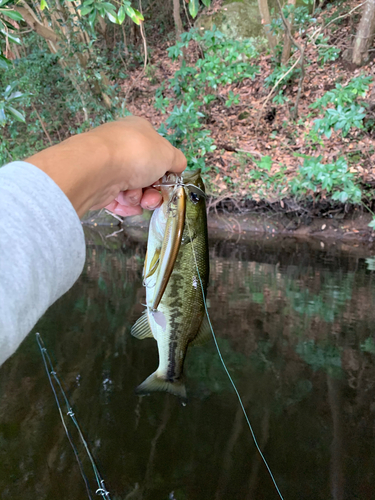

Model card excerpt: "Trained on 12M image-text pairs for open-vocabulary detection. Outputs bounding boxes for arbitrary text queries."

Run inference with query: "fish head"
[182,169,206,224]
[158,172,182,204]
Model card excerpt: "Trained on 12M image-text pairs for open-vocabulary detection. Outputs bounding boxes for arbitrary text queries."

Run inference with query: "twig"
[291,39,308,120]
[275,0,302,52]
[182,0,193,30]
[256,55,300,127]
[105,228,124,238]
[274,0,307,120]
[310,0,368,43]
[139,0,148,71]
[104,209,123,223]
[31,103,53,145]
[236,149,263,157]
[124,4,148,104]
[323,1,367,32]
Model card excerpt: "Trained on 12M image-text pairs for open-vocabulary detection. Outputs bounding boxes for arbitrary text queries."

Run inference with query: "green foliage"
[314,34,340,65]
[270,0,314,37]
[264,62,300,104]
[296,340,342,376]
[314,104,366,138]
[79,0,143,27]
[156,26,259,170]
[159,102,215,171]
[311,76,372,111]
[0,81,27,127]
[289,155,362,203]
[0,0,23,67]
[310,75,372,138]
[237,153,288,199]
[188,0,211,19]
[360,337,375,354]
[0,38,116,164]
[265,63,299,89]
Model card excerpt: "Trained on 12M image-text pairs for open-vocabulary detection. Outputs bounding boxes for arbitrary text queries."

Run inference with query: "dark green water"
[1,228,375,500]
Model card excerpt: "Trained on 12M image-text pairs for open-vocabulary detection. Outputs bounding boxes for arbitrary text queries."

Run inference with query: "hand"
[26,116,186,218]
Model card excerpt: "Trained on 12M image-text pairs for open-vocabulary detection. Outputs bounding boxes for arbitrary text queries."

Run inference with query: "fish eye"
[189,192,200,204]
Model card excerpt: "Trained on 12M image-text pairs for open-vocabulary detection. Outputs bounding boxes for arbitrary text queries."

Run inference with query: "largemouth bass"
[131,170,209,400]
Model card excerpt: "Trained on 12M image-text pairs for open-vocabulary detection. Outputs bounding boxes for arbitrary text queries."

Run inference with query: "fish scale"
[131,170,209,400]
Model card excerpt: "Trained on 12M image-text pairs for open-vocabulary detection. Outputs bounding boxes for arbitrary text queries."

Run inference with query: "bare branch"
[256,54,300,126]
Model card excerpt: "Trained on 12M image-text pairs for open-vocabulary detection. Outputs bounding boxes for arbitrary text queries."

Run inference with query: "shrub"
[289,155,362,203]
[155,26,260,171]
[310,76,372,138]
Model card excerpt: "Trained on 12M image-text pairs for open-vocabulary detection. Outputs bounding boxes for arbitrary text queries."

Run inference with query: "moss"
[196,1,264,39]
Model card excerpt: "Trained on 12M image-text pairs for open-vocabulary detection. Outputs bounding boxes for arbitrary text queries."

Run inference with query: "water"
[1,228,375,500]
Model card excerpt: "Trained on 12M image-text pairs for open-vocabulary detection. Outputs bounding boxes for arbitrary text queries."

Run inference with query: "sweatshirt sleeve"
[0,161,86,366]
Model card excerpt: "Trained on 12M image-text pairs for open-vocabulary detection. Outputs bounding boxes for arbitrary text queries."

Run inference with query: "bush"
[289,155,362,203]
[155,26,260,171]
[0,35,117,165]
[310,76,372,138]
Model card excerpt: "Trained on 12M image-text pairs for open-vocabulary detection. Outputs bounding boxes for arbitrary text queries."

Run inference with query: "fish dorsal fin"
[131,312,154,340]
[190,314,211,346]
[144,248,160,280]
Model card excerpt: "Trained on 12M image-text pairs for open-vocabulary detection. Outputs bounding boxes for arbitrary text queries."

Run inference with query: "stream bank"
[83,207,375,256]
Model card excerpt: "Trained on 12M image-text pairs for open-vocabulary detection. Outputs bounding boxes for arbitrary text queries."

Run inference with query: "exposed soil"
[82,205,375,250]
[83,0,375,245]
[121,0,375,203]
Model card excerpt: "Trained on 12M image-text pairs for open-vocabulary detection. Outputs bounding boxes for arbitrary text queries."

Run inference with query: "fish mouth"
[153,170,206,201]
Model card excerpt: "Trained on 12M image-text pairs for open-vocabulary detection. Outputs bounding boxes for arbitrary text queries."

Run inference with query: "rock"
[196,0,265,40]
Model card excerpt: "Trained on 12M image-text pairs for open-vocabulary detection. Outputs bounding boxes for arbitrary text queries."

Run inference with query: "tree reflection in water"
[1,229,375,500]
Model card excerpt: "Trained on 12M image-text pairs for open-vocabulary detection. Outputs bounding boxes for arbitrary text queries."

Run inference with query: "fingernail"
[145,202,159,210]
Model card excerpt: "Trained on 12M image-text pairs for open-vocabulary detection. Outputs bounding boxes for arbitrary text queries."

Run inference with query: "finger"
[140,188,163,210]
[105,199,143,217]
[169,147,187,174]
[116,188,143,206]
[104,200,118,213]
[116,205,143,217]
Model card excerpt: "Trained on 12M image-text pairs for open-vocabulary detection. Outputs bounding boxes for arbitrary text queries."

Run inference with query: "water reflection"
[1,229,375,499]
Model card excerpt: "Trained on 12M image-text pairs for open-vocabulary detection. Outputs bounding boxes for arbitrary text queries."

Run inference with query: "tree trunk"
[352,0,375,66]
[258,0,276,55]
[173,0,183,39]
[14,2,112,109]
[173,0,186,60]
[281,0,296,65]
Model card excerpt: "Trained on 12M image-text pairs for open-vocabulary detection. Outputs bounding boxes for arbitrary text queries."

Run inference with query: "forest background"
[1,0,375,227]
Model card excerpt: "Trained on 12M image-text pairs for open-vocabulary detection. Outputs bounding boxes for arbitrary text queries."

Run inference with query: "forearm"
[26,117,187,219]
[26,132,113,218]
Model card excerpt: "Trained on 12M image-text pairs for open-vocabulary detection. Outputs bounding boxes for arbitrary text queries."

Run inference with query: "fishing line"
[185,218,285,500]
[36,332,111,500]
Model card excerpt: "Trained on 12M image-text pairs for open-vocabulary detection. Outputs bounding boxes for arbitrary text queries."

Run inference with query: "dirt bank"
[82,207,375,256]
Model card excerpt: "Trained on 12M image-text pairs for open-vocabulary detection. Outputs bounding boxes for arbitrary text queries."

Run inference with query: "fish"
[131,169,210,400]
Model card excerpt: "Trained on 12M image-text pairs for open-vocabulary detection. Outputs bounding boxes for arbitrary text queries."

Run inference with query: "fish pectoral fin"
[190,314,211,346]
[131,312,154,340]
[136,371,187,401]
[144,248,161,280]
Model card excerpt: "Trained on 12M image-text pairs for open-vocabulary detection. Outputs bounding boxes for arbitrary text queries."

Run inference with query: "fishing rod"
[36,332,111,500]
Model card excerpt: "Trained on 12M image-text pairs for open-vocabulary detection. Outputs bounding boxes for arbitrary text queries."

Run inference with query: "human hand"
[27,116,186,218]
[88,117,186,217]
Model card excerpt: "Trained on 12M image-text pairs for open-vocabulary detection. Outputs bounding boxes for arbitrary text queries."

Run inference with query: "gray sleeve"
[0,161,86,366]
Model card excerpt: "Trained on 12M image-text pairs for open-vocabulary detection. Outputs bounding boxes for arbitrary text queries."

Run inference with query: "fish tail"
[135,371,187,401]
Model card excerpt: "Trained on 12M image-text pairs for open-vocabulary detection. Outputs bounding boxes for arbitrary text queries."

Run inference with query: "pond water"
[1,228,375,500]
